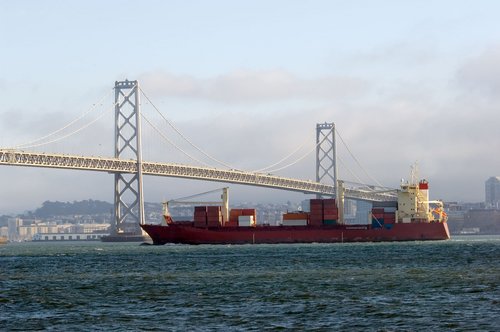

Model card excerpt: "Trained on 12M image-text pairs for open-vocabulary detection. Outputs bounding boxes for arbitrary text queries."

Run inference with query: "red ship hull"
[141,222,450,245]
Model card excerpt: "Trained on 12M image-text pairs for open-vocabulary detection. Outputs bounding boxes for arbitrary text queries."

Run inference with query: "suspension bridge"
[0,80,397,238]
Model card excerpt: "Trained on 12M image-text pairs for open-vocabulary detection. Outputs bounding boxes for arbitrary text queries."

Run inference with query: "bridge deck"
[0,149,397,201]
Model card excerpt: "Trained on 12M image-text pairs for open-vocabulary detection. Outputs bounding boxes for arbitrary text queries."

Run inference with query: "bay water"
[1,236,499,331]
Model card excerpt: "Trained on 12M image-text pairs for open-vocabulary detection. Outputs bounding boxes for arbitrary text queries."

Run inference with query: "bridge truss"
[0,149,397,202]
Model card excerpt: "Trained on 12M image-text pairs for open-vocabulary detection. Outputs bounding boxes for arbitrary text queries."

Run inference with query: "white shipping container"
[238,215,255,226]
[282,219,308,226]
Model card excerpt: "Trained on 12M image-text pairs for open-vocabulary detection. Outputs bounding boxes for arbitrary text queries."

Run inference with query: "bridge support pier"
[316,122,337,198]
[111,80,145,237]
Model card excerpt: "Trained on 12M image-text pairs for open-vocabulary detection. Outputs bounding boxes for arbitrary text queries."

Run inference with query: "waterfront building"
[485,176,500,208]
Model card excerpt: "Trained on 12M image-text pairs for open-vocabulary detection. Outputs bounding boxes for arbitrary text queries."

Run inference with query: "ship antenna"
[410,161,419,185]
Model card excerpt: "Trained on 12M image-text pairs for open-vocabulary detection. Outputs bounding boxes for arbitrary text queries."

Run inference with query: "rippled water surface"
[1,236,499,331]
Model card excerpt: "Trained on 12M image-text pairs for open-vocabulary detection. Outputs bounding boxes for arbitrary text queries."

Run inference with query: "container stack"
[207,206,222,227]
[372,201,398,229]
[229,208,256,227]
[371,208,385,228]
[309,199,323,226]
[282,212,308,226]
[194,206,207,228]
[323,199,338,225]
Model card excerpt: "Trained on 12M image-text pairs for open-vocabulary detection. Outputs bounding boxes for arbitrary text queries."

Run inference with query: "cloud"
[139,69,369,103]
[456,45,500,98]
[348,42,437,67]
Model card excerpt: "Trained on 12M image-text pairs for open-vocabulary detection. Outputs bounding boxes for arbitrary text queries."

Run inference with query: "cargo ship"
[141,176,449,245]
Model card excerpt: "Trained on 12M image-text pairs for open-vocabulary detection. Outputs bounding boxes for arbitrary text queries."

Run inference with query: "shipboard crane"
[162,187,229,225]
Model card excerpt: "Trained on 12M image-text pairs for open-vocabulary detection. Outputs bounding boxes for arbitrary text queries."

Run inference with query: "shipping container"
[372,218,384,228]
[282,219,308,226]
[373,201,398,208]
[283,212,309,220]
[323,208,338,214]
[207,206,221,217]
[323,219,337,225]
[238,215,255,227]
[323,199,336,207]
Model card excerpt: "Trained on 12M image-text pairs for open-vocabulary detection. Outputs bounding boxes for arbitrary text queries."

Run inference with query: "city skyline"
[1,1,500,213]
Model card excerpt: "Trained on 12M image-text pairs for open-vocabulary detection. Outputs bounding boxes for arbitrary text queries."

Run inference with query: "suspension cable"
[335,128,384,187]
[140,88,234,169]
[16,103,114,149]
[13,89,113,149]
[337,154,367,186]
[141,113,213,167]
[265,126,333,173]
[251,139,308,173]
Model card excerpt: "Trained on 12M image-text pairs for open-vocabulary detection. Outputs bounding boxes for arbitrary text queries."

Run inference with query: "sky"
[1,0,500,213]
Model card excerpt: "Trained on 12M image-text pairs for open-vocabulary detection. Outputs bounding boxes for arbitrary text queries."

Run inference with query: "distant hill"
[30,200,113,218]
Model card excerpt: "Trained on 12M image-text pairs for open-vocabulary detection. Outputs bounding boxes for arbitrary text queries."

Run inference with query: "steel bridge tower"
[112,80,145,236]
[316,122,338,198]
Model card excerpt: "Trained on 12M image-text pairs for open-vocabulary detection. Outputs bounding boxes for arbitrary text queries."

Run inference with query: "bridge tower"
[316,122,338,197]
[112,80,145,236]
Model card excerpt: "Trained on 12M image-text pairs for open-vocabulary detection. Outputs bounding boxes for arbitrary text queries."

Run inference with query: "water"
[1,236,499,331]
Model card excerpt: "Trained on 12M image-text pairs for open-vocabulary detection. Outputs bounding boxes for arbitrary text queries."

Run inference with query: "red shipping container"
[229,209,243,223]
[323,208,338,214]
[372,208,384,214]
[195,206,207,212]
[323,199,336,207]
[323,214,338,220]
[207,206,220,214]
